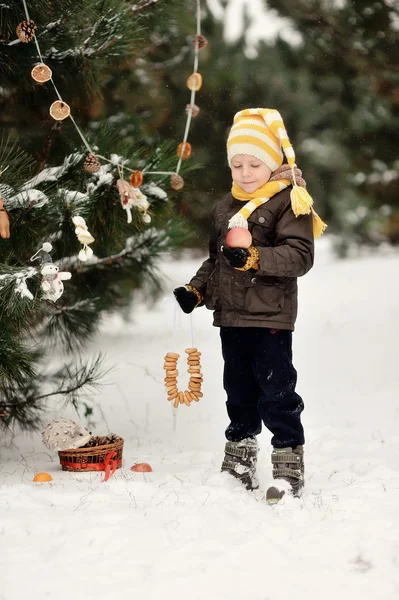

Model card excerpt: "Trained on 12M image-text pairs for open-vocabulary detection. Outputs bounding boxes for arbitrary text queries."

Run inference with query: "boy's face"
[230,154,272,194]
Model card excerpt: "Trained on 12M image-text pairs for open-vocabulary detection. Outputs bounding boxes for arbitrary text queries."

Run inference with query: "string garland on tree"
[15,0,206,227]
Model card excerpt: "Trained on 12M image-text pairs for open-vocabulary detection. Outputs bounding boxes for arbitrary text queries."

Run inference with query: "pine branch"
[36,353,108,401]
[0,353,108,430]
[131,0,161,13]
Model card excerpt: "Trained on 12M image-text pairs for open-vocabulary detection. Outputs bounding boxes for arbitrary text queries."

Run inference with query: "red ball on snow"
[225,227,252,249]
[131,462,152,472]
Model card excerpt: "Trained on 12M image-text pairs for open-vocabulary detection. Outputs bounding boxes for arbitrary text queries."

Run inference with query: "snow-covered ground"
[1,239,399,600]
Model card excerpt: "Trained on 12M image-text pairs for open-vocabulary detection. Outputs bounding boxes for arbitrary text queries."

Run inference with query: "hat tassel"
[290,165,313,217]
[289,165,327,237]
[311,209,328,238]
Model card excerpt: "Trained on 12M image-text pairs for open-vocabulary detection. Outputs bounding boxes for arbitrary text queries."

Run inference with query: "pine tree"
[137,1,398,252]
[265,0,399,251]
[0,0,196,430]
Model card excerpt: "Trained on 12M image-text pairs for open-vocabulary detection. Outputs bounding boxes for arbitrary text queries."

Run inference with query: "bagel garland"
[163,348,203,408]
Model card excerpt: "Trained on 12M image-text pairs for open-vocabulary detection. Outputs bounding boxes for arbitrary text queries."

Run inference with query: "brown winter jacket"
[188,188,314,330]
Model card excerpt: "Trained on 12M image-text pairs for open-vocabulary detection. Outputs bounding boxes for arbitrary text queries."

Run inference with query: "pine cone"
[170,174,184,191]
[193,34,208,51]
[16,20,37,43]
[83,152,101,173]
[82,434,120,447]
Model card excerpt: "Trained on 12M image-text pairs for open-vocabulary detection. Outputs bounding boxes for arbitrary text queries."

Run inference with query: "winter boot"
[221,437,259,491]
[266,446,304,502]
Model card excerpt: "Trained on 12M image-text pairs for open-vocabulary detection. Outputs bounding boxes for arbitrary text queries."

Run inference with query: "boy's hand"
[173,286,200,314]
[222,246,249,268]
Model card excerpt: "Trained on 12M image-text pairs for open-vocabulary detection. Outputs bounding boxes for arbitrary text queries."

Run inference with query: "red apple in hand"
[226,227,253,249]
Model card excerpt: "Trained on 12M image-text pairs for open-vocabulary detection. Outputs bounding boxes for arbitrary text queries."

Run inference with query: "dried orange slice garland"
[163,348,203,408]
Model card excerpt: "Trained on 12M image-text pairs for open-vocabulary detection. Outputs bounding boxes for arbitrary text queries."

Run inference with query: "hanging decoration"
[16,0,204,257]
[177,142,192,160]
[116,178,150,224]
[41,262,72,302]
[18,0,204,183]
[0,196,10,239]
[130,170,144,188]
[72,216,95,261]
[193,33,208,50]
[170,174,184,191]
[186,72,203,92]
[172,0,203,189]
[83,152,101,173]
[186,104,200,118]
[29,242,72,301]
[16,19,36,43]
[163,349,203,408]
[49,100,71,121]
[31,63,52,83]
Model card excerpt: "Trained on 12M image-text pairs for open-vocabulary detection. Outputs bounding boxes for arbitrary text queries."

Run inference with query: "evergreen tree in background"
[133,1,398,252]
[266,0,399,252]
[0,0,195,431]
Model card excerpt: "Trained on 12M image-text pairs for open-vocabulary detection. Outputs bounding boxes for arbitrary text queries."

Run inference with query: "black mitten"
[222,246,249,269]
[173,286,199,314]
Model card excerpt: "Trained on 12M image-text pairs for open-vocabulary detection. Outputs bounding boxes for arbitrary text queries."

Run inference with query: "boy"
[174,108,325,499]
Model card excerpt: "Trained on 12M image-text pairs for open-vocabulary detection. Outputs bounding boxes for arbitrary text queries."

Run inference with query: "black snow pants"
[220,327,305,449]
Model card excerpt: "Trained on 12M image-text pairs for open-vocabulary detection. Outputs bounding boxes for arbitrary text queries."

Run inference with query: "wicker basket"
[58,437,124,477]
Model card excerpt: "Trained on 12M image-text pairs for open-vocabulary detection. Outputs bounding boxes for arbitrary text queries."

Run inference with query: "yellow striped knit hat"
[227,108,295,171]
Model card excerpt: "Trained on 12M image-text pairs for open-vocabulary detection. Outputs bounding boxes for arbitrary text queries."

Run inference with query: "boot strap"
[225,442,257,460]
[272,452,302,464]
[273,467,303,481]
[222,459,243,473]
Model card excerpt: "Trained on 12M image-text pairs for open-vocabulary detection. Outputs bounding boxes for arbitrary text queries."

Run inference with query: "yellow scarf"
[230,178,327,238]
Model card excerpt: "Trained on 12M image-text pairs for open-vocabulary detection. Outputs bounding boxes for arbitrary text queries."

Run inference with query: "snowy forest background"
[0,0,398,434]
[1,2,399,599]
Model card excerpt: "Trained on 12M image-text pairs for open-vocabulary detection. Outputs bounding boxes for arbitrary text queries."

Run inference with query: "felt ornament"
[116,179,150,224]
[41,262,72,301]
[30,242,72,301]
[72,216,94,261]
[42,418,92,451]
